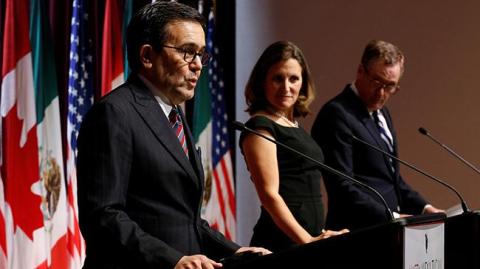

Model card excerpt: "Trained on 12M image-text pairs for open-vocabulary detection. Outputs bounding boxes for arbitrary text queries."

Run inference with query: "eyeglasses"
[162,45,211,66]
[364,68,400,93]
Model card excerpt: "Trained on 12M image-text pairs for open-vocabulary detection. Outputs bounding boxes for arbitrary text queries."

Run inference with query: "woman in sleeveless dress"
[240,41,348,252]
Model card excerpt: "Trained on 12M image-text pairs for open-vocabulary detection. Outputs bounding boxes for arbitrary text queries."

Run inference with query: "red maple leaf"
[2,106,44,240]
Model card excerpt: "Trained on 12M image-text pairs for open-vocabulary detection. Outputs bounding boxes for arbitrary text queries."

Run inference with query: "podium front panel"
[404,222,444,269]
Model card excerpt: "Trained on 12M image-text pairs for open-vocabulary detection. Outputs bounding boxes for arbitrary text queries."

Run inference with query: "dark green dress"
[240,115,325,252]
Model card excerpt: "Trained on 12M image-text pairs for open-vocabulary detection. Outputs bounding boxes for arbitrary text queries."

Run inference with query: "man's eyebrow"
[178,42,206,50]
[372,74,397,84]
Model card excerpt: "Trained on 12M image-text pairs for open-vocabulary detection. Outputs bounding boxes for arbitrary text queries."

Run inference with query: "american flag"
[66,0,92,267]
[206,12,236,240]
[68,0,94,155]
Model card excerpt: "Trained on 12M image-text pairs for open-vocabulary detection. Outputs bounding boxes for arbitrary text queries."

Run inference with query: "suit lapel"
[363,117,390,152]
[128,77,200,187]
[344,87,396,178]
[178,107,204,186]
[344,87,388,152]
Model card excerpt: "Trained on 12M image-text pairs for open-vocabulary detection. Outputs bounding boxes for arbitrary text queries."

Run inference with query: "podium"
[445,211,480,268]
[224,213,445,269]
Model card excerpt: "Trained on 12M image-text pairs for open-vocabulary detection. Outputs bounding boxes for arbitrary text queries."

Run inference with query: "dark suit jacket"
[77,75,239,269]
[311,85,427,231]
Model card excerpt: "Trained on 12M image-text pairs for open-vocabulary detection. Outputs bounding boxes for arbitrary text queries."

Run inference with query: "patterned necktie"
[169,107,189,157]
[373,110,395,172]
[372,110,394,153]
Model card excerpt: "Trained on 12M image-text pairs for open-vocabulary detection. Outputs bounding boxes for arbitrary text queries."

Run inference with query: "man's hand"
[174,255,223,269]
[423,205,445,214]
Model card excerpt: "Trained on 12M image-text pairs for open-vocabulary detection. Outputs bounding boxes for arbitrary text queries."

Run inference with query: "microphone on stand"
[231,120,395,221]
[418,127,480,175]
[350,134,470,214]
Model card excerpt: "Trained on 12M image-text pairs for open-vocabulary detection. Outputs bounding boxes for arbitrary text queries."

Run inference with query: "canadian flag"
[1,0,46,268]
[1,0,71,268]
[0,176,10,269]
[101,0,125,96]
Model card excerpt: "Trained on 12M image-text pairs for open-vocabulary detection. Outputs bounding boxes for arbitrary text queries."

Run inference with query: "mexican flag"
[193,11,236,240]
[30,0,69,267]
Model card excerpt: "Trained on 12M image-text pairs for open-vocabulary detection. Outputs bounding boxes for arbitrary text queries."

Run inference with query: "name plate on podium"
[404,222,444,269]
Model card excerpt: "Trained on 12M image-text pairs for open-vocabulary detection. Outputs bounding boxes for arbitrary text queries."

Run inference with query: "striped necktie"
[373,110,395,172]
[169,107,189,157]
[372,110,394,153]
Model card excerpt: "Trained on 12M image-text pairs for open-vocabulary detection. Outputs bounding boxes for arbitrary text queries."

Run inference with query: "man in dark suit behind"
[311,40,443,231]
[77,2,269,269]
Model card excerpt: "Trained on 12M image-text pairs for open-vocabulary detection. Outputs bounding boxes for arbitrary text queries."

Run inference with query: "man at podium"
[311,40,443,231]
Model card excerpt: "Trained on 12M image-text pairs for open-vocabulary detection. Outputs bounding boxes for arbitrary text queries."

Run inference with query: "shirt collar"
[138,74,174,117]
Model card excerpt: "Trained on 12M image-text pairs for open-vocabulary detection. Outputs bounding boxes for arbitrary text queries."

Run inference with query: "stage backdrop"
[235,0,480,246]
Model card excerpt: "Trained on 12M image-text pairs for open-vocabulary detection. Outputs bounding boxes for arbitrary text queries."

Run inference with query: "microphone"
[232,120,394,221]
[350,134,470,213]
[418,127,480,175]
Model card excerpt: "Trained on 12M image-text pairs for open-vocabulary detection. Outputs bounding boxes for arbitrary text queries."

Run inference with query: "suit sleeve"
[395,174,427,214]
[382,109,427,214]
[77,101,183,269]
[312,104,391,225]
[200,219,240,259]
